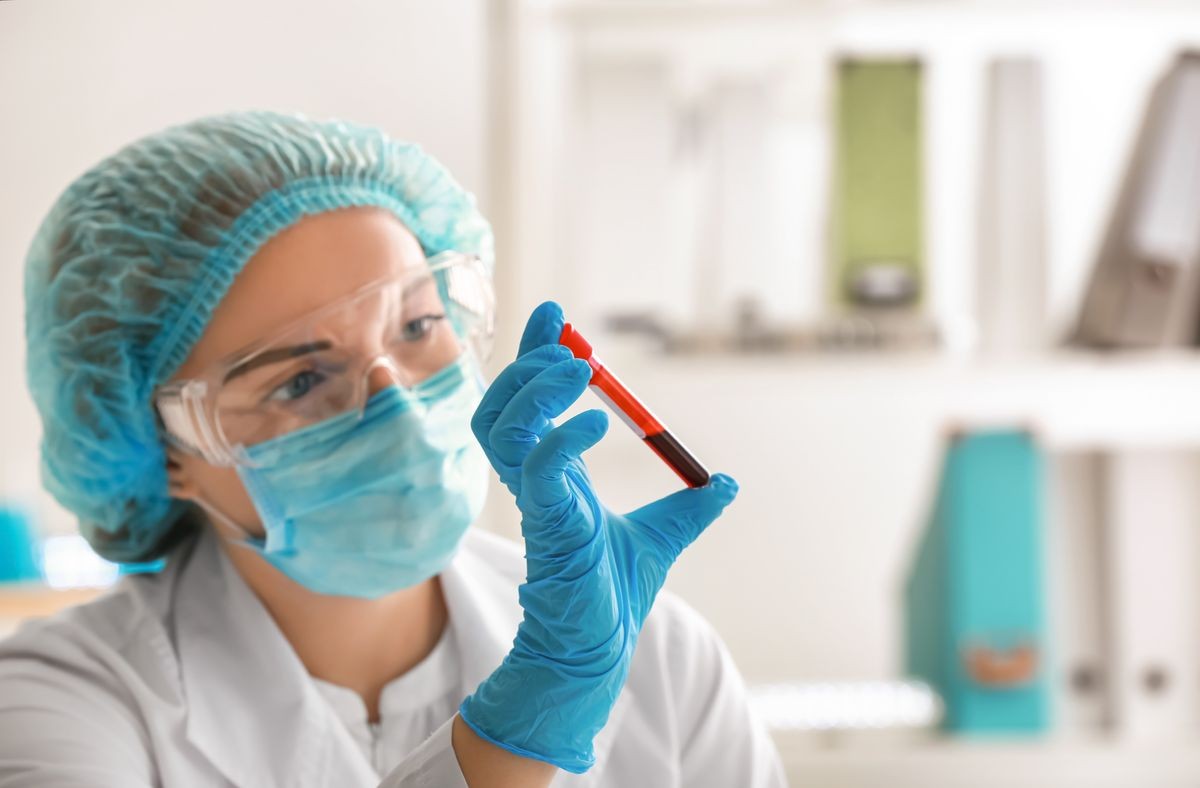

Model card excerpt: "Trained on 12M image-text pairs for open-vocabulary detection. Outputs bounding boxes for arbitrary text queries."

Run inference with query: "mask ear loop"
[192,495,268,554]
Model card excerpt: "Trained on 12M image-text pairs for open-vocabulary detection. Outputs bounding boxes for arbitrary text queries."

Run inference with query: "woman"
[0,112,786,786]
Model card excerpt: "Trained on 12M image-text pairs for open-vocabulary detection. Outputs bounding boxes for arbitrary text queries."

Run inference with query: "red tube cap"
[558,322,593,360]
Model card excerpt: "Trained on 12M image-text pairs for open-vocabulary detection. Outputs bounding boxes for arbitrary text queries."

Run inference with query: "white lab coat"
[0,525,786,787]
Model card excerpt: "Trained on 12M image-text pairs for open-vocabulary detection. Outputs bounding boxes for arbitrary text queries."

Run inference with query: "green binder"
[832,59,924,308]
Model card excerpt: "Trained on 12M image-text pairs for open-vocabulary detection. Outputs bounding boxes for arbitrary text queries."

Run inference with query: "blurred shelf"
[554,0,817,20]
[594,347,1200,450]
[0,584,104,638]
[552,0,1200,23]
[774,734,1200,788]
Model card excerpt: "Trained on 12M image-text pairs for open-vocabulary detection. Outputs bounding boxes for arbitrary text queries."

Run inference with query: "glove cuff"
[458,647,636,774]
[457,696,596,774]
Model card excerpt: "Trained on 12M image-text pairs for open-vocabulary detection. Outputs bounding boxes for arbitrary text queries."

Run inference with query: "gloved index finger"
[489,358,593,472]
[473,344,573,450]
[517,301,566,358]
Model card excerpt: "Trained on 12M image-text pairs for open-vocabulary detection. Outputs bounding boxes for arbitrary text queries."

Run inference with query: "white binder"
[1101,450,1200,740]
[1047,453,1111,734]
[977,58,1047,356]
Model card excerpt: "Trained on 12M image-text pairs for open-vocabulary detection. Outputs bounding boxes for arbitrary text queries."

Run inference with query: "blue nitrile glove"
[458,302,739,773]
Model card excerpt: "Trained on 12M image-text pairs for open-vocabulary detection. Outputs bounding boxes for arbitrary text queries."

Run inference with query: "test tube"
[559,323,710,488]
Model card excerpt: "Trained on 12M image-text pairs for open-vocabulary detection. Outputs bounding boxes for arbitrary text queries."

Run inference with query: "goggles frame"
[155,251,493,467]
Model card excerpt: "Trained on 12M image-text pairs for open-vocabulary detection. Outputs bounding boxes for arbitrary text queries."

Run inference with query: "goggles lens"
[157,252,493,465]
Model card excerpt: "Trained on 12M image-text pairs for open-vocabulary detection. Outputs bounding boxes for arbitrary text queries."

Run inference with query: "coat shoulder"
[0,573,176,784]
[0,545,187,705]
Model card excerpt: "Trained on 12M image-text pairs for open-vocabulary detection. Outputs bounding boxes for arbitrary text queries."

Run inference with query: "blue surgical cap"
[24,111,494,562]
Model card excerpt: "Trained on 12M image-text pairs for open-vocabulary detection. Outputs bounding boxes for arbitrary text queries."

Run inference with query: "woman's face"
[166,207,430,535]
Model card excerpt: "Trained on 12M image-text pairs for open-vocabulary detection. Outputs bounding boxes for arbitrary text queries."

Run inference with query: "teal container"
[0,506,42,583]
[905,430,1049,734]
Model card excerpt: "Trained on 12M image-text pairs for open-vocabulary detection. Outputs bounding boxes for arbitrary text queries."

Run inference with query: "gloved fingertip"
[532,301,565,333]
[554,408,608,450]
[709,472,738,489]
[533,299,564,319]
[519,302,567,357]
[537,342,574,359]
[581,407,609,436]
[544,357,592,385]
[707,473,739,501]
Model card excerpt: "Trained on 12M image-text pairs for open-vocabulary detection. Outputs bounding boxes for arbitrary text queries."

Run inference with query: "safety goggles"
[155,251,494,467]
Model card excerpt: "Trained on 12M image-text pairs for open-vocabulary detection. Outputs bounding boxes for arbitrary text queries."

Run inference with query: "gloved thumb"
[626,473,739,558]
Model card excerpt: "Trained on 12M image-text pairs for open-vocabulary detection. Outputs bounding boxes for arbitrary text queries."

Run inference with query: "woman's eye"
[399,314,446,342]
[266,369,326,403]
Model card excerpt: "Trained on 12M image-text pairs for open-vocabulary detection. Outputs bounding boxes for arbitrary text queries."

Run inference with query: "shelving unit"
[584,347,1200,450]
[492,0,1200,351]
[486,2,1200,783]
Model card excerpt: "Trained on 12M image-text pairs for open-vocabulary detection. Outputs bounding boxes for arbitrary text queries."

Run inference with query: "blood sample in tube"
[559,323,710,488]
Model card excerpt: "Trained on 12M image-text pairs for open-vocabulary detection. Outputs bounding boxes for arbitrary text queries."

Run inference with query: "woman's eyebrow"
[221,275,436,384]
[223,340,333,383]
[402,274,435,300]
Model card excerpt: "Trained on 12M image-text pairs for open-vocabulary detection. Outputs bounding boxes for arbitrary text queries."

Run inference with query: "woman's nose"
[365,361,405,396]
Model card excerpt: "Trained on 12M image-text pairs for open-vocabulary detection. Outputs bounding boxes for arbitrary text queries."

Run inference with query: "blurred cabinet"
[906,433,1200,742]
[0,585,101,638]
[495,0,1200,772]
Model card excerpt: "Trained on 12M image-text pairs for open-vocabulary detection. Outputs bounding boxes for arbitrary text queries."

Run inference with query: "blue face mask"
[219,357,488,598]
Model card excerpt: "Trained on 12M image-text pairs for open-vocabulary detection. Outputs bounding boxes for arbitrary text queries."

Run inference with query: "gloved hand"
[458,302,739,773]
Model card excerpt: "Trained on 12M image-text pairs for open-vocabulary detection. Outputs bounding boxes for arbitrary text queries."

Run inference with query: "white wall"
[0,0,487,532]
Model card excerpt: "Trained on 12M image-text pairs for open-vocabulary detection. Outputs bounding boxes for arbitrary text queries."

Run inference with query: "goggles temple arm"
[156,382,231,466]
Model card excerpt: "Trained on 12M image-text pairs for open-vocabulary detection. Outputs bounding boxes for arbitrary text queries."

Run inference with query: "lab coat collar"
[173,527,633,787]
[437,533,520,695]
[174,528,377,788]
